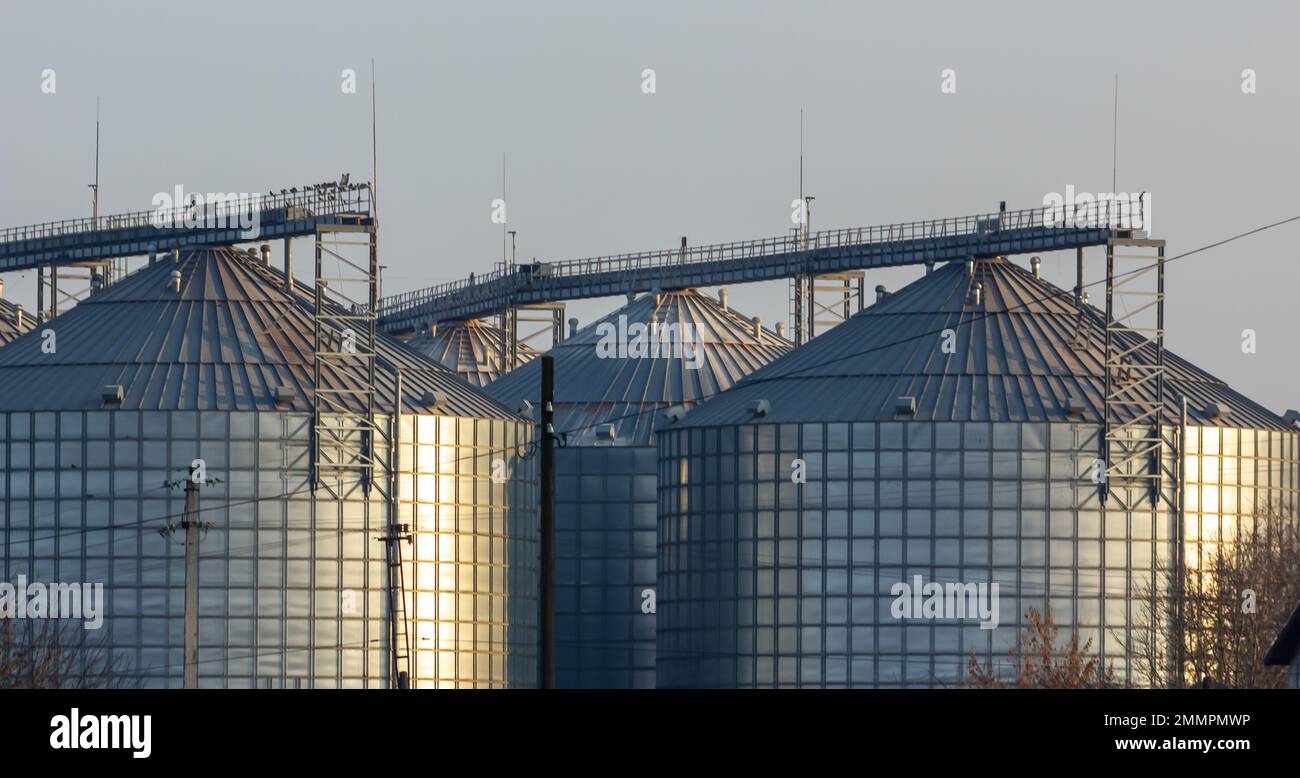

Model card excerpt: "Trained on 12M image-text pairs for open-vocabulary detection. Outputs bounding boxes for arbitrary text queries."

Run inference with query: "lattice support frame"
[1102,237,1166,507]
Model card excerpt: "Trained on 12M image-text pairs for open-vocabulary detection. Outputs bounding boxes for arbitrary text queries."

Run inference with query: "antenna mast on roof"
[792,109,805,345]
[90,98,106,286]
[502,152,508,271]
[1112,73,1119,198]
[90,97,100,228]
[371,58,379,221]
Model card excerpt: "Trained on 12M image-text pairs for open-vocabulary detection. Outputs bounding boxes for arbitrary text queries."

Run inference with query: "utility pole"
[378,522,412,689]
[164,462,217,690]
[182,464,200,689]
[539,356,556,689]
[1175,395,1188,688]
[381,367,412,690]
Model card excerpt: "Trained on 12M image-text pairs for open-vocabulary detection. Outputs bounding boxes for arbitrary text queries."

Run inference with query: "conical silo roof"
[0,246,519,418]
[405,319,538,387]
[0,295,33,347]
[487,288,792,444]
[676,256,1292,430]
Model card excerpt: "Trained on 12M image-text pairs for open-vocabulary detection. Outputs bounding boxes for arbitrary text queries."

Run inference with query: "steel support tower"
[312,220,383,492]
[1101,237,1167,507]
[497,301,565,370]
[790,272,865,345]
[310,218,410,687]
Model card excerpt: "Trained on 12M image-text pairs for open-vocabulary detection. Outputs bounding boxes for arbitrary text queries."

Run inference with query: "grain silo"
[656,256,1300,688]
[0,246,538,688]
[405,319,538,387]
[487,288,791,687]
[0,278,34,347]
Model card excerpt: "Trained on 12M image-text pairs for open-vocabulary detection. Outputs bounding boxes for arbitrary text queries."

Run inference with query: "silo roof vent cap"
[273,385,296,407]
[895,396,917,416]
[664,405,688,423]
[748,399,771,418]
[597,424,617,443]
[1066,396,1087,416]
[102,385,124,405]
[516,399,534,416]
[1282,409,1300,428]
[1203,402,1229,420]
[421,390,448,408]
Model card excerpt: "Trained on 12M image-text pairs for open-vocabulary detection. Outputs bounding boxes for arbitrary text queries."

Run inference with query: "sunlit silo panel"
[657,257,1300,688]
[0,247,538,688]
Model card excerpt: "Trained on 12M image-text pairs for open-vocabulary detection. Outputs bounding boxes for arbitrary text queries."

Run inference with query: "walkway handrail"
[377,198,1145,319]
[0,182,373,244]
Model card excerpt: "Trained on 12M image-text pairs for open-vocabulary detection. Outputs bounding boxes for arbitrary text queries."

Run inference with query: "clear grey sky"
[2,1,1297,412]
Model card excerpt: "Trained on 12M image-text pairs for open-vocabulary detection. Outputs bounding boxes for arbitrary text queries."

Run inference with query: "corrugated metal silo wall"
[0,409,538,689]
[655,420,1300,688]
[555,444,658,688]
